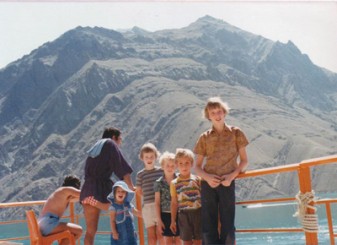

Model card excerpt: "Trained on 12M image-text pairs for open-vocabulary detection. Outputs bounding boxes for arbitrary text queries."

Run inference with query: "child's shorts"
[142,203,158,228]
[178,208,202,241]
[161,212,180,237]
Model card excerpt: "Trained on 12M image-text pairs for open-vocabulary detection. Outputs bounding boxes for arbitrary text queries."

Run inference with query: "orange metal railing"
[233,154,337,245]
[1,154,337,244]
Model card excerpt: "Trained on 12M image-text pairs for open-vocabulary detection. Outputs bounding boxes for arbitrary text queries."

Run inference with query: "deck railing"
[1,154,337,244]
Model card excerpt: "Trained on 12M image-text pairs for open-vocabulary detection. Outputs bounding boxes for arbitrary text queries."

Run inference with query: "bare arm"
[170,194,178,234]
[110,211,119,240]
[135,186,143,198]
[237,146,248,173]
[123,173,135,191]
[82,196,110,210]
[194,154,221,188]
[66,188,81,202]
[155,191,164,231]
[132,207,142,218]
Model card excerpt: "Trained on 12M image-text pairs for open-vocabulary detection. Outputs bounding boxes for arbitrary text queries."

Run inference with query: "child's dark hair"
[62,175,81,190]
[102,127,121,139]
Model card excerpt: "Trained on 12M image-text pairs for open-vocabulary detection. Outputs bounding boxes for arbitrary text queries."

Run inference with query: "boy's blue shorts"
[38,212,60,236]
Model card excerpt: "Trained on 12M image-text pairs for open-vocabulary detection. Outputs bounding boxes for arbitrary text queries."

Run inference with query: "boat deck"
[1,154,337,245]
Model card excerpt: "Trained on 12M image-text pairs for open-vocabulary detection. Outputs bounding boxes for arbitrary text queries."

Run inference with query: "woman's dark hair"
[62,175,81,190]
[102,127,121,139]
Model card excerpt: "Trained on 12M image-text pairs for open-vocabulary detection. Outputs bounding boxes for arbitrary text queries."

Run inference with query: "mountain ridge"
[0,15,337,218]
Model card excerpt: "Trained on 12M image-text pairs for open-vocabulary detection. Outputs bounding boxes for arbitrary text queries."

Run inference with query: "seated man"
[38,175,82,243]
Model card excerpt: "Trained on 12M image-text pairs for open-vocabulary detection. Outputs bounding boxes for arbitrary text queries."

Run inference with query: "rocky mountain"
[1,15,337,218]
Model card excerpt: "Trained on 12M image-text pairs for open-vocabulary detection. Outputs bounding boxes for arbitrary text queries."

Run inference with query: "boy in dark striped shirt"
[136,143,164,245]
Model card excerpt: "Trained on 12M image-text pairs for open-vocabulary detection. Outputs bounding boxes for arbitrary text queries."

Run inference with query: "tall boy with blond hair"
[136,143,164,245]
[194,97,249,245]
[170,148,202,245]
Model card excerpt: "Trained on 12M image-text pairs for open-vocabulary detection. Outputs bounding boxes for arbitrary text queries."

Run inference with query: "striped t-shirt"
[136,167,163,204]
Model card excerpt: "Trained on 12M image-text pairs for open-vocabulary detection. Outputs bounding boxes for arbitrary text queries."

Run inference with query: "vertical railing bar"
[136,193,145,245]
[325,202,335,245]
[297,165,318,244]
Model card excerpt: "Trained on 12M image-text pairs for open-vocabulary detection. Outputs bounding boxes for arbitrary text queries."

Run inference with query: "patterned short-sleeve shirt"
[154,174,177,212]
[194,124,249,176]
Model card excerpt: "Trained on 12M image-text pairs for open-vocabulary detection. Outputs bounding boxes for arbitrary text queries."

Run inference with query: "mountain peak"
[188,15,241,34]
[194,15,228,26]
[197,15,222,23]
[131,26,150,35]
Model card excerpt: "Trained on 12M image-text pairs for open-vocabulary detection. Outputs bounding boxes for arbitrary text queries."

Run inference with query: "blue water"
[1,197,336,244]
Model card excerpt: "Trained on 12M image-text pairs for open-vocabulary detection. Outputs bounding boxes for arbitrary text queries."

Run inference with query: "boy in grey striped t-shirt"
[136,143,164,245]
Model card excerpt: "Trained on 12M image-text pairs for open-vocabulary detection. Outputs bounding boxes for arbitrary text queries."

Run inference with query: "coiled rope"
[293,190,318,233]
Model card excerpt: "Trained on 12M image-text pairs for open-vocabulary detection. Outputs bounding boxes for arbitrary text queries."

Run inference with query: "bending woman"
[80,127,134,245]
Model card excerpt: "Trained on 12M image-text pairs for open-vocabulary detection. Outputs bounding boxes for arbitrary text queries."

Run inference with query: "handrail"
[1,154,337,244]
[0,200,46,208]
[234,154,337,245]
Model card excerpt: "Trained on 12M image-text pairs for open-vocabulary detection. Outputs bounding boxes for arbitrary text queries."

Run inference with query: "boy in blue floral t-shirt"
[154,151,181,244]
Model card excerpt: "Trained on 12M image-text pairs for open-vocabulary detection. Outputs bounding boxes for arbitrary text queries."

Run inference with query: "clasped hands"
[205,173,237,188]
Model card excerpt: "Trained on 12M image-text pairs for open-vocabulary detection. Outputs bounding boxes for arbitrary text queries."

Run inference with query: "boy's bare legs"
[158,228,165,245]
[49,222,82,245]
[165,236,174,245]
[83,204,100,245]
[182,241,192,245]
[181,240,201,245]
[173,236,182,245]
[148,225,164,245]
[66,222,82,240]
[147,226,157,245]
[159,237,166,245]
[166,236,182,245]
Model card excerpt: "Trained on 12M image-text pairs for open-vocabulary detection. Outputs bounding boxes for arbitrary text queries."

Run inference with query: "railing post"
[136,193,145,245]
[325,203,335,245]
[69,202,81,245]
[69,202,75,223]
[297,164,318,245]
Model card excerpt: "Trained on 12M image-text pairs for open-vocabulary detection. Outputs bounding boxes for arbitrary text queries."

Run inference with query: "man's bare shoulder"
[49,187,80,201]
[58,186,80,196]
[59,186,80,192]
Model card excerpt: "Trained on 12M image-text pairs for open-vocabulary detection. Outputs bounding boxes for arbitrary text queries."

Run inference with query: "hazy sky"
[0,1,337,72]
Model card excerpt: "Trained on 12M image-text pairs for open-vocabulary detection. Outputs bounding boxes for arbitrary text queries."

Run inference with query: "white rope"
[293,190,318,233]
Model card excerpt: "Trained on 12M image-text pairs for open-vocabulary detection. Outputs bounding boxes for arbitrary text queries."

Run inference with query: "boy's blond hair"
[159,151,175,168]
[175,148,194,166]
[203,97,230,120]
[139,142,160,160]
